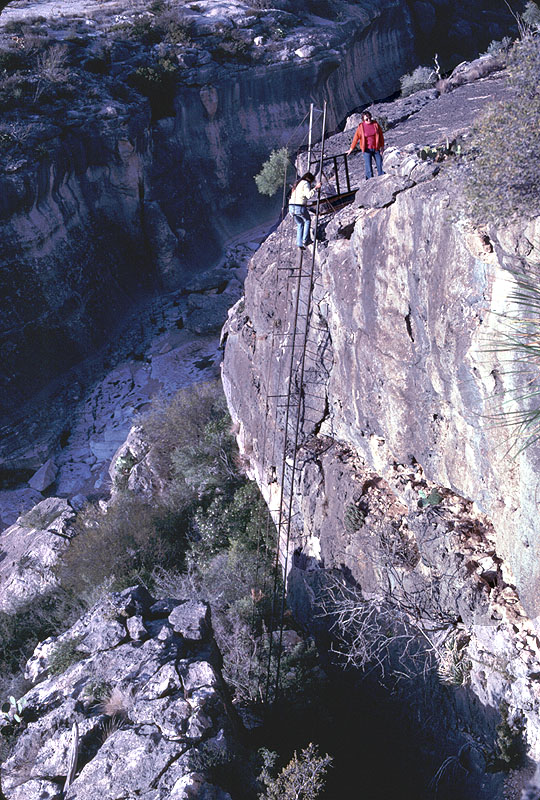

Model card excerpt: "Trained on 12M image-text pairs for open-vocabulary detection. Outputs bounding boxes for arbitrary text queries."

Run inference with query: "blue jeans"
[289,204,311,247]
[363,149,384,179]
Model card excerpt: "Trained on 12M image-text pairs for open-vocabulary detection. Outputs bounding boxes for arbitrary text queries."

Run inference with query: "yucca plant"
[484,263,540,454]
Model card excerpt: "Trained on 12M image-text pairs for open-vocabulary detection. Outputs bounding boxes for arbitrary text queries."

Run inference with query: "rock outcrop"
[1,585,237,800]
[0,497,76,614]
[222,67,540,784]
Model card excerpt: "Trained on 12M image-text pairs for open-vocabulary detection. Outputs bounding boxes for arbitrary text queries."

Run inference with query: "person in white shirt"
[288,171,321,249]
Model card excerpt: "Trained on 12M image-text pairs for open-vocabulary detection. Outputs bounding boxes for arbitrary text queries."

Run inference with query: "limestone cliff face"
[222,77,540,773]
[0,0,514,470]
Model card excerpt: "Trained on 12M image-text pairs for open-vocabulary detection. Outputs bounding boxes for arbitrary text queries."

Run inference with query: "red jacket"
[350,121,384,152]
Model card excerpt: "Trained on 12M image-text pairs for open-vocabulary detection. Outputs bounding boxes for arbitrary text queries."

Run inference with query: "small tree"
[254,147,291,196]
[258,743,332,800]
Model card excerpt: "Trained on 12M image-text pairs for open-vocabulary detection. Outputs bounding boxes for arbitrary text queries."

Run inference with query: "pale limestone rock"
[5,586,235,800]
[0,498,75,614]
[28,459,57,492]
[169,601,210,641]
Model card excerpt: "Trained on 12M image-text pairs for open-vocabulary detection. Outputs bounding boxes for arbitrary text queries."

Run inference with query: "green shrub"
[58,495,190,594]
[0,49,27,73]
[484,36,512,56]
[140,380,239,502]
[0,74,32,111]
[114,450,138,490]
[486,702,526,771]
[0,591,85,676]
[484,264,540,452]
[343,500,366,532]
[258,743,332,800]
[254,147,292,197]
[192,481,261,562]
[212,31,252,64]
[400,65,436,97]
[48,637,84,676]
[128,57,179,118]
[111,18,162,45]
[59,382,240,594]
[463,35,540,222]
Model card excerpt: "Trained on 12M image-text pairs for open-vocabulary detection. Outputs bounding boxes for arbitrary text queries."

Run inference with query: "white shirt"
[290,180,316,206]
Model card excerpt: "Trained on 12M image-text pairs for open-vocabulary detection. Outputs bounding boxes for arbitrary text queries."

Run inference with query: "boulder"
[185,295,233,335]
[28,459,57,492]
[184,268,230,293]
[169,601,210,641]
[0,487,43,531]
[0,498,76,614]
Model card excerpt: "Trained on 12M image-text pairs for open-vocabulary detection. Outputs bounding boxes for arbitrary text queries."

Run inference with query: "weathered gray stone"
[129,696,192,739]
[0,487,43,531]
[169,601,210,641]
[4,586,235,800]
[184,268,230,293]
[181,662,218,695]
[28,458,57,491]
[185,295,234,335]
[221,67,540,777]
[127,615,148,641]
[141,663,182,700]
[149,598,184,618]
[7,779,62,800]
[0,497,76,614]
[65,728,184,799]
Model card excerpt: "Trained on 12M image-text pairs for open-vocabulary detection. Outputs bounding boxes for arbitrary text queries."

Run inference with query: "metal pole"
[307,102,314,173]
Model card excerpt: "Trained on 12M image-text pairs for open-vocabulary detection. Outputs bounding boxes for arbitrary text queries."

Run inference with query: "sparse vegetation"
[418,140,461,163]
[464,34,540,223]
[48,638,85,676]
[418,487,443,508]
[436,633,471,686]
[484,261,540,453]
[486,702,526,771]
[484,36,513,57]
[0,591,86,676]
[523,0,540,29]
[59,493,190,593]
[399,65,437,97]
[128,57,180,118]
[0,696,25,726]
[257,743,332,800]
[212,30,252,64]
[343,500,366,532]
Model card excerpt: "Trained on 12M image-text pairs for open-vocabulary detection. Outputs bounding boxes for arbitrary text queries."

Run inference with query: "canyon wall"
[222,80,540,784]
[0,0,514,471]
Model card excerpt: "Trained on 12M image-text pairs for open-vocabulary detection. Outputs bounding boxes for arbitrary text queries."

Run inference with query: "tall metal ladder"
[263,101,329,705]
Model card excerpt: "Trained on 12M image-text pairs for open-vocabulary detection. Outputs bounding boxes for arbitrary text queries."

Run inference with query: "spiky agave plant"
[485,262,540,454]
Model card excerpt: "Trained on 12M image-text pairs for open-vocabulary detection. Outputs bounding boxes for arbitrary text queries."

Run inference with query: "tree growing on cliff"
[464,34,540,222]
[254,147,292,197]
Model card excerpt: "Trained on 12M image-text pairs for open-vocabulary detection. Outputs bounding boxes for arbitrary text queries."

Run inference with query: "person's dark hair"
[292,171,316,191]
[361,111,372,121]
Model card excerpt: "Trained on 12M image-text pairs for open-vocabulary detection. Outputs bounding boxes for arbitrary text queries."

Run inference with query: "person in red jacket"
[347,110,385,180]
